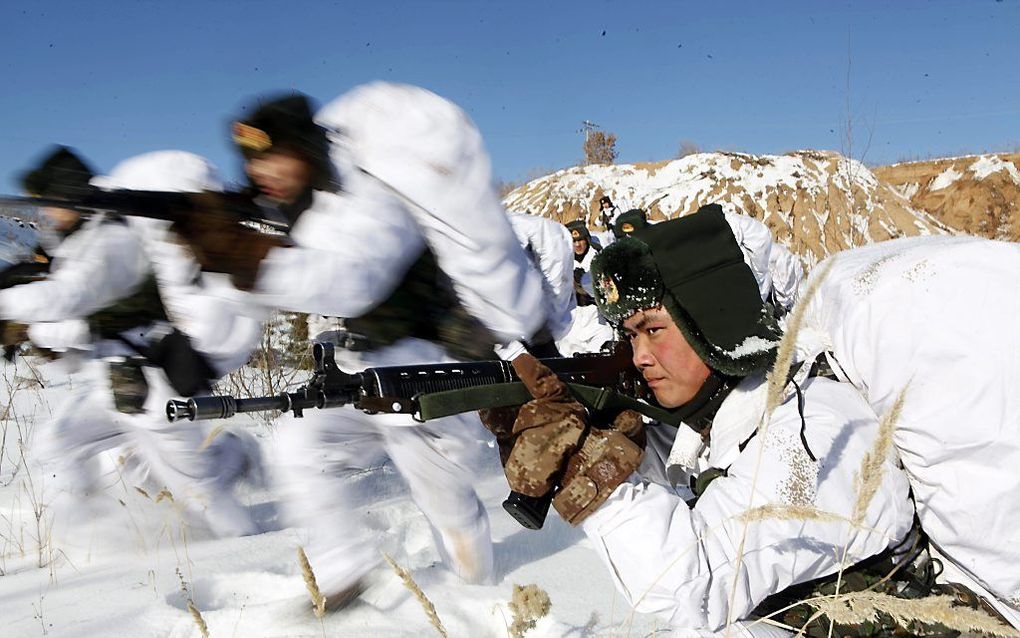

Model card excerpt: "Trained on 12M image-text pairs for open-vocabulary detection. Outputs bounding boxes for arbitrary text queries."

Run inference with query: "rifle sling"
[415,382,686,427]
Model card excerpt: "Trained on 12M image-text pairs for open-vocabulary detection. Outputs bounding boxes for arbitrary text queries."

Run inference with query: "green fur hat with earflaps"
[591,204,781,377]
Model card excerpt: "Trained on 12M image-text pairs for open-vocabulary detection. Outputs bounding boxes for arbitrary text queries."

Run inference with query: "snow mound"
[504,150,948,265]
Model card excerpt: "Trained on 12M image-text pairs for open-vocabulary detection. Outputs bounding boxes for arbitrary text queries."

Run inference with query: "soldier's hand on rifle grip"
[171,193,286,290]
[478,354,646,527]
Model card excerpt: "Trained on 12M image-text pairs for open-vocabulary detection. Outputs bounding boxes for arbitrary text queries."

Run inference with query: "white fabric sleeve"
[580,378,914,631]
[722,210,774,303]
[251,189,425,318]
[316,82,548,344]
[766,243,804,312]
[26,319,91,351]
[0,220,147,323]
[507,213,577,342]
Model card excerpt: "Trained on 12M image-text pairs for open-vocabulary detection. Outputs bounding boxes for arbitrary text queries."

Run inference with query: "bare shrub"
[676,140,702,159]
[584,131,618,165]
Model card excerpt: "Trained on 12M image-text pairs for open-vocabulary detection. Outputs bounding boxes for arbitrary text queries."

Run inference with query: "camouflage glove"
[479,354,588,497]
[171,194,286,290]
[552,409,645,525]
[479,355,646,525]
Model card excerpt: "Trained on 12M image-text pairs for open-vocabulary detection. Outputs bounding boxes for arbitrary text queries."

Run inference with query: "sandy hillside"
[874,153,1020,240]
[503,151,950,265]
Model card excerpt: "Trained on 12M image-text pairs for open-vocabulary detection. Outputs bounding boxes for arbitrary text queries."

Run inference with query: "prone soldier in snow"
[482,205,1020,635]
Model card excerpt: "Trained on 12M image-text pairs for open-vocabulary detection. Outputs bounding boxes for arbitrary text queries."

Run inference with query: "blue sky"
[2,0,1017,191]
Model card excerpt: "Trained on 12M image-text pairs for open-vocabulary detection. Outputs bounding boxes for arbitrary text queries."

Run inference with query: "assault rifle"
[0,190,290,232]
[166,342,684,530]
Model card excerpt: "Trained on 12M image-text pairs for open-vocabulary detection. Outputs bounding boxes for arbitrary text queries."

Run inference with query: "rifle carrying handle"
[502,490,553,530]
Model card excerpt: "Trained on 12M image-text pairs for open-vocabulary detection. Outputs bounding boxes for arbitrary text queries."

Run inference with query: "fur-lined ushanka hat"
[232,92,337,192]
[612,208,648,238]
[565,219,591,242]
[591,204,781,376]
[20,146,96,200]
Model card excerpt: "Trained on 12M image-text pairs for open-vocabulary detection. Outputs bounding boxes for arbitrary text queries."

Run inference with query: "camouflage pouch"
[109,360,149,414]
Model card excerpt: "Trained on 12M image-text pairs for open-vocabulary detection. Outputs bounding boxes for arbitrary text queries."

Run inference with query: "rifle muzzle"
[166,396,238,422]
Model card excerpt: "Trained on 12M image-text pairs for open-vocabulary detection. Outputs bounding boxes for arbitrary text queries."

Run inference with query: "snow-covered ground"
[0,355,663,638]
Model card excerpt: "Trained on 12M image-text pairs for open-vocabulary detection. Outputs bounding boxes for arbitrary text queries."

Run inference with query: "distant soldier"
[611,208,649,239]
[596,194,620,229]
[566,219,599,306]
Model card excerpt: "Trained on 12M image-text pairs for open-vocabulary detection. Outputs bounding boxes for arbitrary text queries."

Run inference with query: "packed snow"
[0,356,665,638]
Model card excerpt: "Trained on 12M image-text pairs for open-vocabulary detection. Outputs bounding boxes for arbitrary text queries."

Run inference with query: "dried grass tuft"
[508,583,552,638]
[383,552,448,638]
[198,425,225,452]
[807,591,1020,638]
[737,504,845,525]
[851,386,907,527]
[764,258,836,421]
[176,567,210,638]
[297,546,326,619]
[188,600,210,638]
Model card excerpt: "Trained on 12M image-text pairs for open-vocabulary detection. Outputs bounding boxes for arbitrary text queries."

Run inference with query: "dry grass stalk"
[382,552,448,638]
[851,386,907,527]
[155,489,174,504]
[198,425,225,452]
[737,504,844,525]
[508,583,552,638]
[176,567,210,638]
[188,600,210,638]
[297,547,326,619]
[727,258,835,624]
[764,258,836,420]
[807,591,1020,638]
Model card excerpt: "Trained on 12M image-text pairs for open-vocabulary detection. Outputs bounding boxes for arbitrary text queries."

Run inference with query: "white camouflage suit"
[0,152,262,539]
[251,82,549,597]
[506,211,615,356]
[798,235,1020,626]
[580,351,914,635]
[579,233,1020,633]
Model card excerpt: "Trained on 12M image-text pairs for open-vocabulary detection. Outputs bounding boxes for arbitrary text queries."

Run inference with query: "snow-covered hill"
[874,153,1020,241]
[503,150,950,265]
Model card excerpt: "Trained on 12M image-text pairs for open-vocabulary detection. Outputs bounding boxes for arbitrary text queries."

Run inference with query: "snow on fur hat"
[591,204,781,376]
[232,92,336,190]
[565,219,591,242]
[612,208,648,238]
[20,146,96,200]
[91,150,224,192]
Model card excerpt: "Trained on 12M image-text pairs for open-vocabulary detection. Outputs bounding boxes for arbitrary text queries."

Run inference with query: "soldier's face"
[245,148,313,204]
[41,206,80,232]
[623,306,711,408]
[573,238,588,255]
